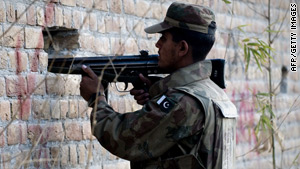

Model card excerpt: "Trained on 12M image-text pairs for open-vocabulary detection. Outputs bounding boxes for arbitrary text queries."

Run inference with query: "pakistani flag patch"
[156,95,175,113]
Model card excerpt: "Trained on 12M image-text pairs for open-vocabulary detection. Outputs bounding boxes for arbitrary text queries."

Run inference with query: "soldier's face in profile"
[155,31,181,71]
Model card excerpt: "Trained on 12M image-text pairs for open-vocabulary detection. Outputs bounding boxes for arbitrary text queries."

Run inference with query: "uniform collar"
[149,60,212,98]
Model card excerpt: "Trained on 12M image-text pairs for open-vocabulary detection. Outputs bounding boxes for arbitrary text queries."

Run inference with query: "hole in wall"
[280,65,288,93]
[43,27,79,58]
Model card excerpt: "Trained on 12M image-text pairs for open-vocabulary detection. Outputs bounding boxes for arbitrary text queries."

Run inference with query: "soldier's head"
[145,2,216,70]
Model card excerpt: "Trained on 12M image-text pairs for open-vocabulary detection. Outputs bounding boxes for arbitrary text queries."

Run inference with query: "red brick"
[46,122,64,141]
[82,121,93,140]
[94,37,110,54]
[50,147,60,167]
[0,100,10,121]
[152,3,163,19]
[55,6,63,26]
[111,37,125,55]
[79,34,95,51]
[78,100,87,118]
[51,100,60,119]
[94,0,108,11]
[0,127,5,147]
[72,10,82,29]
[27,74,45,95]
[15,150,30,168]
[78,144,86,164]
[3,25,24,48]
[6,1,15,23]
[133,20,146,38]
[8,51,28,73]
[38,51,48,72]
[89,13,97,31]
[69,99,78,118]
[28,124,45,144]
[36,6,45,26]
[45,3,55,26]
[65,122,82,141]
[25,27,44,49]
[33,148,50,169]
[97,17,105,33]
[16,3,27,24]
[82,11,89,30]
[0,77,5,96]
[124,38,138,54]
[63,8,72,28]
[28,123,64,144]
[32,99,51,120]
[70,144,77,165]
[61,0,76,6]
[60,100,68,119]
[46,74,66,95]
[6,75,27,97]
[111,0,122,14]
[27,5,36,25]
[61,145,69,166]
[0,153,11,169]
[136,0,151,17]
[28,51,38,72]
[105,16,120,33]
[11,98,31,120]
[77,0,93,8]
[7,122,27,145]
[0,50,7,69]
[124,0,135,15]
[0,1,6,22]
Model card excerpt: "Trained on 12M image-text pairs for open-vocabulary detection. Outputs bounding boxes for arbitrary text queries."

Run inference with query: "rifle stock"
[47,51,226,90]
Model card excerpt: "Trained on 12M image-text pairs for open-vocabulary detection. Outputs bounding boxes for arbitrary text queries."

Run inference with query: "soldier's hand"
[80,65,104,101]
[130,74,152,105]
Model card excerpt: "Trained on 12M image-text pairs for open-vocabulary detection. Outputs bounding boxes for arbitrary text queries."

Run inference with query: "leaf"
[250,48,263,72]
[238,42,243,49]
[247,42,260,46]
[267,105,276,117]
[222,0,231,4]
[265,29,281,33]
[291,152,300,166]
[237,25,248,32]
[254,119,261,136]
[244,45,250,72]
[242,38,250,42]
[261,114,273,130]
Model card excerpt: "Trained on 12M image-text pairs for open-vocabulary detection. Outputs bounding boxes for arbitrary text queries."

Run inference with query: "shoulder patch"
[156,95,175,113]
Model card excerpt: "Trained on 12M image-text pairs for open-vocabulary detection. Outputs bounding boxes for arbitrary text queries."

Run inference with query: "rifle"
[47,51,226,92]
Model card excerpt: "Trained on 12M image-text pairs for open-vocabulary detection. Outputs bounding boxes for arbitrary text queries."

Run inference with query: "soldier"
[80,2,236,169]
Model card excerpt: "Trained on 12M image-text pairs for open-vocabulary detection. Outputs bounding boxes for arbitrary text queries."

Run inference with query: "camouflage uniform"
[90,60,236,169]
[90,2,237,169]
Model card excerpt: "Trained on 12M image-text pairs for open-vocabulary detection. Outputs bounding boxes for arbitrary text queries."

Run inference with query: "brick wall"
[0,0,299,169]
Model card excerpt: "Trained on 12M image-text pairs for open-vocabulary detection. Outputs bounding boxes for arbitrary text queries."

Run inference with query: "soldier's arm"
[90,89,205,161]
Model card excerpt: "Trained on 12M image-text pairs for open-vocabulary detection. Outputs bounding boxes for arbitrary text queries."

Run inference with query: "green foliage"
[254,93,275,136]
[222,0,231,4]
[239,37,274,72]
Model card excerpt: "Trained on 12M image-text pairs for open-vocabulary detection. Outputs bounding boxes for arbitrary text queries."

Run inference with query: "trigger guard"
[115,82,129,92]
[124,83,128,90]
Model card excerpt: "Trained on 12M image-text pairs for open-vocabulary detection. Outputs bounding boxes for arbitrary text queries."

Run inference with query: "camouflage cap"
[145,2,216,34]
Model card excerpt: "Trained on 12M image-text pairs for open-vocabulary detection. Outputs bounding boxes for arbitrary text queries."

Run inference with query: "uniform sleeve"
[90,90,205,161]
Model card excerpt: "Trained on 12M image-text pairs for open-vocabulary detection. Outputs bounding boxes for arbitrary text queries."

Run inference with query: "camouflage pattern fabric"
[144,2,216,34]
[90,60,234,169]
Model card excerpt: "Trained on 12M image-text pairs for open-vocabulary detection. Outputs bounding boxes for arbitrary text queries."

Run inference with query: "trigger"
[124,82,128,90]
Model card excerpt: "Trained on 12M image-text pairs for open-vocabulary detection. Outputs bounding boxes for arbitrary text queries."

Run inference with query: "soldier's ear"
[178,40,189,57]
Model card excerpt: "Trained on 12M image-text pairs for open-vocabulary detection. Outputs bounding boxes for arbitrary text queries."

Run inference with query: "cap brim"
[144,21,173,34]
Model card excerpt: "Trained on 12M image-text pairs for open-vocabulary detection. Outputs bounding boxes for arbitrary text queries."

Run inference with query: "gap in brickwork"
[43,27,79,58]
[280,65,288,93]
